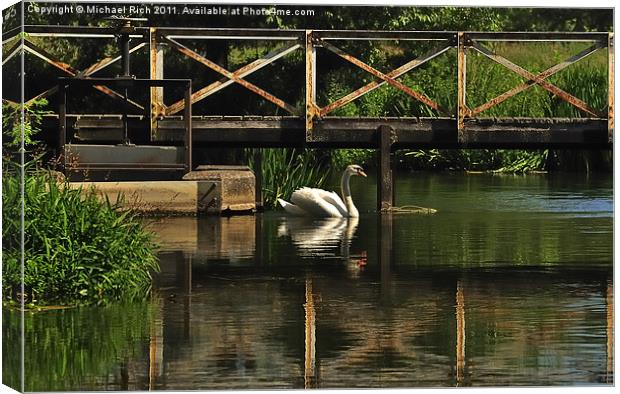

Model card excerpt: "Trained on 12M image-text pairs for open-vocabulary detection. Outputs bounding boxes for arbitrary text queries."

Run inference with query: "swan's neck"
[341,172,359,218]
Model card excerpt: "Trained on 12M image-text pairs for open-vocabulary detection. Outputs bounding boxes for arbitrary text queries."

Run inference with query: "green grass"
[248,148,332,208]
[2,172,160,306]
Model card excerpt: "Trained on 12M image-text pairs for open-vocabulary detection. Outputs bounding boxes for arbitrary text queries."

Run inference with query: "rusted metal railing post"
[305,30,317,141]
[58,81,67,169]
[184,81,192,172]
[150,28,164,139]
[457,32,467,143]
[377,125,394,212]
[608,33,614,143]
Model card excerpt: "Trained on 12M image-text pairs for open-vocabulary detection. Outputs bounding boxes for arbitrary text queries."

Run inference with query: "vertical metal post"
[120,31,131,77]
[457,32,467,144]
[122,87,130,144]
[608,33,614,143]
[305,30,317,141]
[150,27,164,139]
[377,125,394,212]
[254,148,263,209]
[58,81,67,169]
[184,81,193,172]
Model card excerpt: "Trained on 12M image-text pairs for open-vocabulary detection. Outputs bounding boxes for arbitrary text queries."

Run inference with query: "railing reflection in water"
[144,214,612,388]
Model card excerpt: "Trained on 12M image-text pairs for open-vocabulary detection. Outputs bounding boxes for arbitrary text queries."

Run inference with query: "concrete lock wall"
[69,178,255,215]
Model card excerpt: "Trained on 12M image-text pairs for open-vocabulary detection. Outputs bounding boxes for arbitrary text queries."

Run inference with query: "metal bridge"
[2,23,614,209]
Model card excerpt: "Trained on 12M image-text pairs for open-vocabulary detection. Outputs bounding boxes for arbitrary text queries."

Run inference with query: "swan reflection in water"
[277,216,367,276]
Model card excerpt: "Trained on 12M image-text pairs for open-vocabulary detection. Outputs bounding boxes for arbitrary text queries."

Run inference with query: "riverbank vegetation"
[2,102,159,307]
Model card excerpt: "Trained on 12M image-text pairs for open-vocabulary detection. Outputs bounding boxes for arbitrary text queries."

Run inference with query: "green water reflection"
[3,172,613,390]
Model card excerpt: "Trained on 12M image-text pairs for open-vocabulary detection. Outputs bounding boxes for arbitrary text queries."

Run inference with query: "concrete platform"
[69,176,255,215]
[182,166,255,213]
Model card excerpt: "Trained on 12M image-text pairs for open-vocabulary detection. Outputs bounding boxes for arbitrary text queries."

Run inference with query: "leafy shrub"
[2,173,160,306]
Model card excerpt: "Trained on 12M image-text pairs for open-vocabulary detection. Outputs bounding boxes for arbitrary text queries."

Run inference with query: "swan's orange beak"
[358,170,367,177]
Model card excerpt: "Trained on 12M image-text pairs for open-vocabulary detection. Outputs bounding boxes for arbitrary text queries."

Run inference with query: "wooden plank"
[166,41,300,115]
[471,41,603,117]
[320,40,453,116]
[164,36,299,115]
[321,40,449,115]
[472,42,604,116]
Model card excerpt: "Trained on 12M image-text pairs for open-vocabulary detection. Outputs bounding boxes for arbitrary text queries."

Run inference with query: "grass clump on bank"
[2,172,160,307]
[248,148,332,208]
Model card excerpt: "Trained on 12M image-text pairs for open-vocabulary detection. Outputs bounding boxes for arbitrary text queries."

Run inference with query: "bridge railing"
[2,26,614,143]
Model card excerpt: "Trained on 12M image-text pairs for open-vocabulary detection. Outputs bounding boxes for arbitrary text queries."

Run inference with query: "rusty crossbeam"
[2,40,22,66]
[471,40,603,118]
[80,42,147,77]
[320,40,453,116]
[320,40,450,115]
[471,42,604,116]
[166,41,301,115]
[26,42,147,106]
[22,39,145,110]
[164,36,299,116]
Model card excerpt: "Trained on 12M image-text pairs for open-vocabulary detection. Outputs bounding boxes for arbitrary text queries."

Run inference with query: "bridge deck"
[45,114,609,149]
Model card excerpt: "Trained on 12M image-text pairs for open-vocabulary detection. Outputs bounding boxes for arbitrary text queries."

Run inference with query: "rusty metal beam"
[164,36,299,116]
[321,40,449,115]
[471,40,603,118]
[79,41,146,76]
[608,33,614,143]
[2,40,21,65]
[23,40,145,111]
[315,30,453,41]
[465,31,608,42]
[166,41,301,115]
[306,30,318,140]
[25,43,146,106]
[152,27,303,40]
[320,40,453,116]
[471,42,604,116]
[457,32,468,142]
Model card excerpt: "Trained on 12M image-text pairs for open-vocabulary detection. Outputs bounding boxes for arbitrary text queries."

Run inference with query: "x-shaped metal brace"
[319,39,451,116]
[470,40,605,118]
[163,36,301,116]
[19,38,146,110]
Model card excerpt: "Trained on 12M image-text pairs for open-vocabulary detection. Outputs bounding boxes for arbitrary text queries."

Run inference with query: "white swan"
[277,165,367,218]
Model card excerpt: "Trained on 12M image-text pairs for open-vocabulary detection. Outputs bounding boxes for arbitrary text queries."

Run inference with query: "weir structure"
[2,24,614,211]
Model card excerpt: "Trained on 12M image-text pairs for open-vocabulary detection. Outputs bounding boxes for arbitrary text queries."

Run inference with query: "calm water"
[3,172,613,390]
